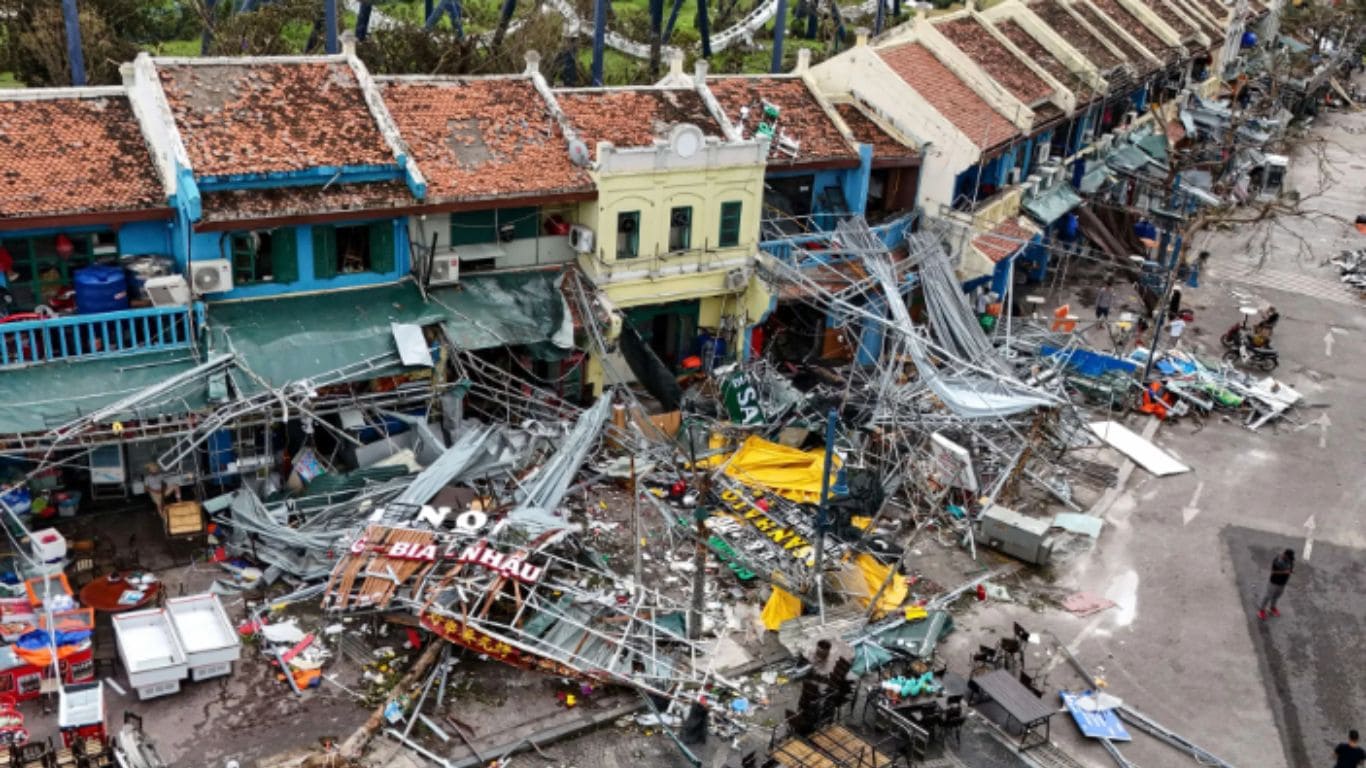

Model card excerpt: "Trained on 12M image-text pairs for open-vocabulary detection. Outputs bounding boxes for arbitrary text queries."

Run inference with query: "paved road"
[1019,97,1366,768]
[1226,528,1366,768]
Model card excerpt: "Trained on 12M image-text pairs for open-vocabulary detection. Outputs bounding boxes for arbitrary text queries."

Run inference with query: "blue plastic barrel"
[74,265,129,314]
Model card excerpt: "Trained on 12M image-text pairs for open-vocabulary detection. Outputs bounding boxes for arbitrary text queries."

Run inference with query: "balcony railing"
[0,304,200,368]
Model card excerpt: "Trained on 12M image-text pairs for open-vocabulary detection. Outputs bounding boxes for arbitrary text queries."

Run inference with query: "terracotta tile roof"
[994,20,1095,102]
[0,95,167,221]
[1029,1,1123,71]
[378,78,592,204]
[554,88,725,159]
[157,60,395,178]
[972,218,1035,263]
[937,17,1054,105]
[1069,2,1159,73]
[1148,0,1200,40]
[878,43,1019,151]
[198,180,415,226]
[1032,102,1066,126]
[1184,0,1228,21]
[1087,0,1180,64]
[832,103,919,166]
[706,76,859,168]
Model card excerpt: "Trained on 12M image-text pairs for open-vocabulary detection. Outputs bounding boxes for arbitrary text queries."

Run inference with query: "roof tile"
[973,218,1035,263]
[1087,0,1180,65]
[937,17,1054,105]
[994,19,1095,102]
[380,78,593,204]
[877,42,1020,151]
[1069,2,1161,74]
[157,60,395,178]
[832,103,919,165]
[707,76,859,167]
[0,95,166,220]
[1029,1,1123,71]
[554,88,724,160]
[198,181,415,225]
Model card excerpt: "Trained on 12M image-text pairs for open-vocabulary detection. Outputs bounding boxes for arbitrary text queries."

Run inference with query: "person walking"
[1167,315,1187,350]
[1334,730,1365,768]
[1095,281,1114,321]
[1258,549,1295,620]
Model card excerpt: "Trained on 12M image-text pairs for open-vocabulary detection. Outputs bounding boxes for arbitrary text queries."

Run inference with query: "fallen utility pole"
[813,407,838,624]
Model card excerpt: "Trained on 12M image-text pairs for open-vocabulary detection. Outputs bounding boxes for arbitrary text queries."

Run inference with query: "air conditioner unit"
[569,225,595,254]
[1036,143,1052,163]
[189,259,233,295]
[429,252,460,286]
[1006,167,1022,185]
[723,269,748,292]
[144,275,191,307]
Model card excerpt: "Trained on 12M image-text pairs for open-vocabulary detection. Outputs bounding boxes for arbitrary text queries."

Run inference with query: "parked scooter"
[1223,328,1279,371]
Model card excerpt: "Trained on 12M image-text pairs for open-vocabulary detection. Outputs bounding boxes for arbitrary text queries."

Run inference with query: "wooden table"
[78,573,161,613]
[968,669,1055,750]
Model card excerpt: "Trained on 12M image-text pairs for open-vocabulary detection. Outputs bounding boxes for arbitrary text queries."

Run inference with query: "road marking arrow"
[1303,515,1317,561]
[1181,481,1204,525]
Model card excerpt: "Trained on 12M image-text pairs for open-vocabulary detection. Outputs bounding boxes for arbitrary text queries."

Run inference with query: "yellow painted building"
[553,85,776,396]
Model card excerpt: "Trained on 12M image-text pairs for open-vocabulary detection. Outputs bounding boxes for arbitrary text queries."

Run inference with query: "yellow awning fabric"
[721,435,840,504]
[761,586,804,631]
[854,553,908,618]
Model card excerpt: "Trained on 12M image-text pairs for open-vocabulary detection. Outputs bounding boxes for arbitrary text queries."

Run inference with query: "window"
[718,201,743,248]
[312,222,395,279]
[668,206,692,251]
[450,207,540,247]
[0,233,99,310]
[228,230,298,285]
[616,211,640,259]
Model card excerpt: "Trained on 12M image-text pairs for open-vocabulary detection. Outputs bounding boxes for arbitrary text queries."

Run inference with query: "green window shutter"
[719,201,742,248]
[450,211,497,246]
[503,207,540,240]
[369,220,395,274]
[271,229,299,283]
[313,225,337,280]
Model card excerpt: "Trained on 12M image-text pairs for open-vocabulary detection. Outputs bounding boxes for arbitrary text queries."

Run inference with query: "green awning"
[1106,145,1155,174]
[206,275,573,391]
[431,272,574,354]
[0,351,205,435]
[1022,183,1083,226]
[1279,35,1311,54]
[1079,166,1111,195]
[1136,133,1170,164]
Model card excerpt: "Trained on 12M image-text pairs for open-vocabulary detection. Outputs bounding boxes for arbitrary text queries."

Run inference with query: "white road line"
[1182,481,1204,525]
[1206,263,1361,305]
[1303,515,1317,561]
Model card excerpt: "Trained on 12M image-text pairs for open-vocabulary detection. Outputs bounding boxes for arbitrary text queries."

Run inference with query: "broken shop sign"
[713,485,819,563]
[421,610,586,680]
[349,537,543,584]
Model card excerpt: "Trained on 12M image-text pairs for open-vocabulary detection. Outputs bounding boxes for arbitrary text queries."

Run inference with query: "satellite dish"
[567,139,590,167]
[669,123,704,159]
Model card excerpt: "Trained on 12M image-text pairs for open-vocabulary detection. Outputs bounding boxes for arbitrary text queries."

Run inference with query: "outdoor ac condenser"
[429,252,460,286]
[724,269,748,292]
[189,259,234,295]
[977,504,1056,566]
[569,225,595,254]
[144,275,191,307]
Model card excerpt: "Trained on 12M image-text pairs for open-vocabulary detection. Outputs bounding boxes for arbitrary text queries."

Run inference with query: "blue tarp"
[1040,345,1138,378]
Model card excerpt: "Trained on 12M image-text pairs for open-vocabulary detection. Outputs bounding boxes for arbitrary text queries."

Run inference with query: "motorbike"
[1223,328,1279,371]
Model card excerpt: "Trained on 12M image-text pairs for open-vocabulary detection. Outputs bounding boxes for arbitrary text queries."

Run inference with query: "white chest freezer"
[112,608,188,699]
[166,594,241,681]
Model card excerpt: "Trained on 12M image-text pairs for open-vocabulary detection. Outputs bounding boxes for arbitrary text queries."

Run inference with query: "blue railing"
[0,304,199,368]
[760,211,918,264]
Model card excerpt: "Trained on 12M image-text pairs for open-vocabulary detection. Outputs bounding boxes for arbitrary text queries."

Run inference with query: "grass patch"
[0,72,24,89]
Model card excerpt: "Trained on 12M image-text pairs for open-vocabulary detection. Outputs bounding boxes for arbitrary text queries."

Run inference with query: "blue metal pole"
[592,0,608,85]
[61,0,86,86]
[874,0,884,35]
[697,0,711,58]
[324,0,339,53]
[813,407,837,622]
[771,0,788,73]
[356,2,372,40]
[425,0,434,22]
